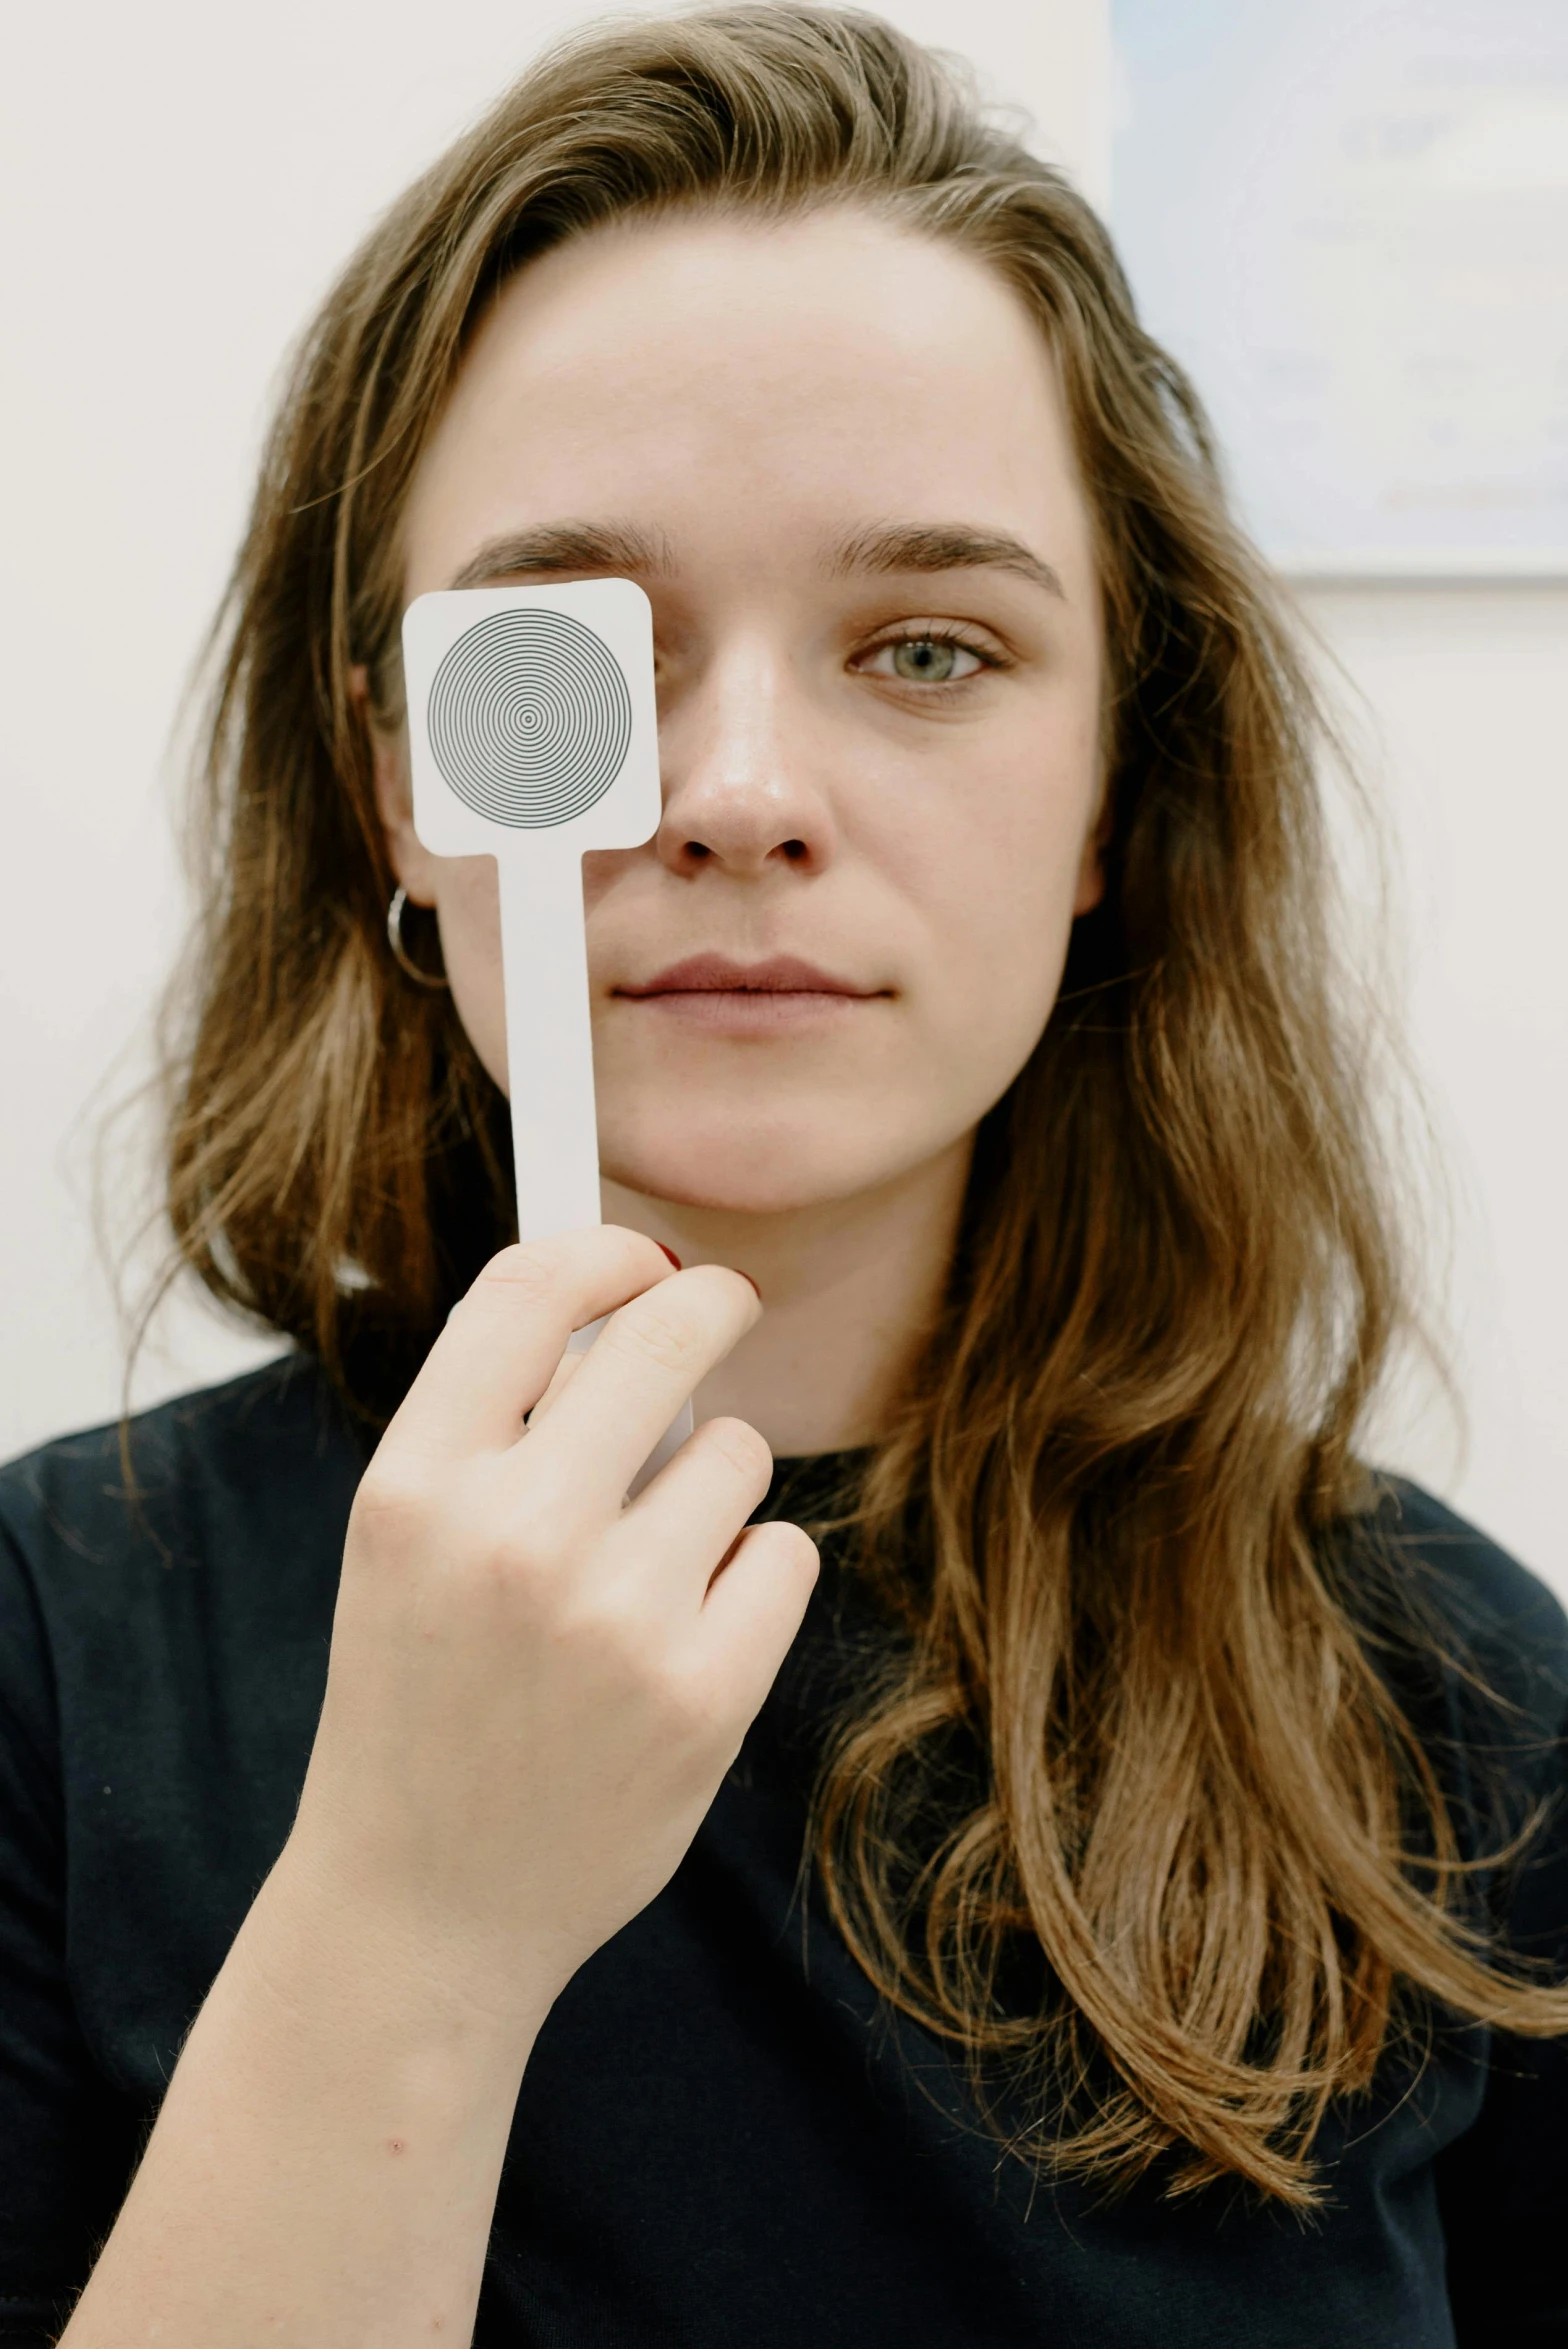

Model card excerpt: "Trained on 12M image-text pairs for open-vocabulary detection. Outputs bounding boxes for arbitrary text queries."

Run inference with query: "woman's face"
[378,208,1106,1217]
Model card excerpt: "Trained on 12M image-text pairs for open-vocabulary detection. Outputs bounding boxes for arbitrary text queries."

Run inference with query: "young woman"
[1,9,1563,2344]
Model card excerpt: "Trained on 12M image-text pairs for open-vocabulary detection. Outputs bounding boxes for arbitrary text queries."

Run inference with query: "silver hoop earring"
[386,886,448,989]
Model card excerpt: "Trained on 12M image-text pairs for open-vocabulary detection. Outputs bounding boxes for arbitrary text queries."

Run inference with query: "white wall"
[2,1,1562,1599]
[1300,583,1568,1586]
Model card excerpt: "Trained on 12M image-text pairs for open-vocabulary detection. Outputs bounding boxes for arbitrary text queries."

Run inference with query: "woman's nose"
[654,639,837,880]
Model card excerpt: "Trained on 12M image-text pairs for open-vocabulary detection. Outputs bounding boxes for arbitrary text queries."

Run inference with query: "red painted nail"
[656,1243,682,1270]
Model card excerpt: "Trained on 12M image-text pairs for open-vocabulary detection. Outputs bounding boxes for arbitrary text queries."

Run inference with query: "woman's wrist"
[243,1827,561,2078]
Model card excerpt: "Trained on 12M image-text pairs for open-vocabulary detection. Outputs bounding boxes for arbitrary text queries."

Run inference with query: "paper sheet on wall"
[1109,0,1568,576]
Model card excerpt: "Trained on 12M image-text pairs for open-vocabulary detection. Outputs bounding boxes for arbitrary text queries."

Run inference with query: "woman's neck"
[599,1135,972,1457]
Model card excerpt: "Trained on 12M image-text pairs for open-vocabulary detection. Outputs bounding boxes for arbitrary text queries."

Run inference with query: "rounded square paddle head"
[402,577,660,861]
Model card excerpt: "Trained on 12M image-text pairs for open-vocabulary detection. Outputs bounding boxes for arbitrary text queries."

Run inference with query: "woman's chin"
[598,1121,889,1222]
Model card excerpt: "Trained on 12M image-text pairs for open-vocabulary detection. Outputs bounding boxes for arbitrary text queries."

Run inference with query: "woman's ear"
[1072,776,1114,919]
[348,662,441,908]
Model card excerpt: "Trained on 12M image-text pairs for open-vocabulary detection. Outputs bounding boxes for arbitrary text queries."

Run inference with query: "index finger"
[511,1265,762,1523]
[388,1225,679,1461]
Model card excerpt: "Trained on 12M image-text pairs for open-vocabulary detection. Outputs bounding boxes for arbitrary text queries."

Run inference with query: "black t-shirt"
[0,1356,1564,2347]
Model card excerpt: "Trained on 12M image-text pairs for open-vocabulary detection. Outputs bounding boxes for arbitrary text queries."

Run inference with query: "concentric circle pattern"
[427,608,633,829]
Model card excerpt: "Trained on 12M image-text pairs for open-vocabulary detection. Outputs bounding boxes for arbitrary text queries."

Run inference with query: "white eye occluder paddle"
[402,577,694,1484]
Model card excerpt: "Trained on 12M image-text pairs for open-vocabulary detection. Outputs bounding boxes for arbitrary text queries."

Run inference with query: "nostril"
[684,841,712,861]
[782,838,808,862]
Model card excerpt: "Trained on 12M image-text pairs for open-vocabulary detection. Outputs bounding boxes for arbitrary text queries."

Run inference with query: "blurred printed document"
[1110,0,1568,574]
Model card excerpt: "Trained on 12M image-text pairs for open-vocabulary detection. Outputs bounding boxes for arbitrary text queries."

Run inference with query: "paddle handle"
[497,850,693,1491]
[498,851,602,1245]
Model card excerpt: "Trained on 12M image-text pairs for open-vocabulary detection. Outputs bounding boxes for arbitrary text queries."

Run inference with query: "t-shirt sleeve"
[1434,1706,1568,2342]
[0,1515,140,2344]
[1421,1527,1568,2346]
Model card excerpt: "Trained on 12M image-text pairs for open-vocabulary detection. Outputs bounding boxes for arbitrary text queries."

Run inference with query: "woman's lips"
[614,953,883,1034]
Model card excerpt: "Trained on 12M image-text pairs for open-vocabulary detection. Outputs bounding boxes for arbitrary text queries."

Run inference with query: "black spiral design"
[426,607,633,829]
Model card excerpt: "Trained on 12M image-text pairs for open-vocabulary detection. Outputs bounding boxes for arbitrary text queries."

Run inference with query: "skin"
[62,210,1107,2345]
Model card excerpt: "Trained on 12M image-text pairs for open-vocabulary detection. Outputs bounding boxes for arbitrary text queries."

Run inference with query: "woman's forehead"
[400,208,1096,605]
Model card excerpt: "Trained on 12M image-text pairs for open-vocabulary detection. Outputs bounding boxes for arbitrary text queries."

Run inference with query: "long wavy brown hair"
[157,2,1567,2204]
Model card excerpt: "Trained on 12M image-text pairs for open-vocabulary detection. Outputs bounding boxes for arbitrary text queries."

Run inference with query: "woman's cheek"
[922,827,1089,1091]
[434,860,509,1093]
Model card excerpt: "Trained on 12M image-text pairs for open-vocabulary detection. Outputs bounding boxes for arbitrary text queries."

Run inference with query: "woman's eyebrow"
[445,518,1066,599]
[447,521,675,588]
[827,522,1067,600]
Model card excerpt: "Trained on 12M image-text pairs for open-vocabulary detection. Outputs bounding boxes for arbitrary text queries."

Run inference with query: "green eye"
[859,633,989,686]
[893,638,959,681]
[872,635,986,684]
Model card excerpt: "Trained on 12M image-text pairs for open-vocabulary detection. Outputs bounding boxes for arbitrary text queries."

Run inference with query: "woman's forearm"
[60,1848,542,2348]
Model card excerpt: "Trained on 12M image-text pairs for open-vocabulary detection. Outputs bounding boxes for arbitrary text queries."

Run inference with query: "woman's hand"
[282,1224,819,2032]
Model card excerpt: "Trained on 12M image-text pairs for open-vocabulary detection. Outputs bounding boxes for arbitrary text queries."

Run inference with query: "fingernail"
[736,1270,762,1301]
[656,1243,682,1270]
